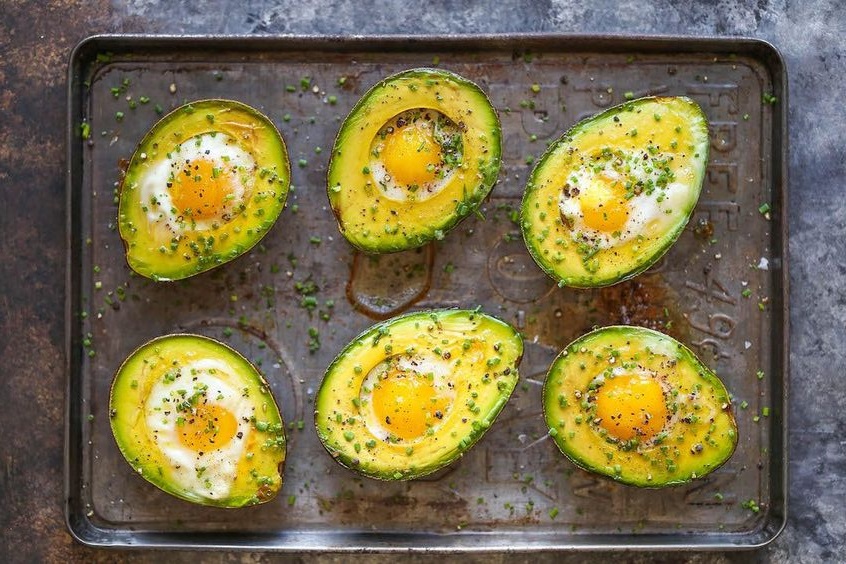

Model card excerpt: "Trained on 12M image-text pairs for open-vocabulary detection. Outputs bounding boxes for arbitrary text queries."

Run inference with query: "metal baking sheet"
[65,34,788,551]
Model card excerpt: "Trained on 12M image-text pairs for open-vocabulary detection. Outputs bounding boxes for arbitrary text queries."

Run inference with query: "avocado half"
[543,326,737,487]
[109,334,286,507]
[327,68,502,253]
[314,309,523,480]
[521,96,709,288]
[118,99,290,281]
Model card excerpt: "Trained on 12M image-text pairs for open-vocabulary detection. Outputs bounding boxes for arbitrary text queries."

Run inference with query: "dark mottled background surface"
[0,1,842,562]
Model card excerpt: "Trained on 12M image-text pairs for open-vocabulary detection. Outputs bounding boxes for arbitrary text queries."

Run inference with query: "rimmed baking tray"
[65,34,788,551]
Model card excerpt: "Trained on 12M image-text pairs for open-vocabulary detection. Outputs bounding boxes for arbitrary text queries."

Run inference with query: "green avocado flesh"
[118,99,290,281]
[314,309,523,480]
[109,334,286,507]
[521,96,709,288]
[543,326,737,487]
[328,68,502,253]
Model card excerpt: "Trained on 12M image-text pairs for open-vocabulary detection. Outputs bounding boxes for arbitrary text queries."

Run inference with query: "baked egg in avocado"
[521,96,709,288]
[543,326,737,487]
[118,99,290,281]
[327,68,502,253]
[314,309,522,480]
[109,334,286,507]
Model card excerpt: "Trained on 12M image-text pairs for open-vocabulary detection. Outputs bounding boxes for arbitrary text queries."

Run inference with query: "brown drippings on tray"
[693,217,715,240]
[118,157,130,179]
[335,71,363,91]
[346,244,434,320]
[589,275,688,341]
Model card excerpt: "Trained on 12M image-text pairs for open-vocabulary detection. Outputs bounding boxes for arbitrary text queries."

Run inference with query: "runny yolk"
[579,174,629,233]
[371,367,451,441]
[380,121,441,187]
[172,158,231,220]
[177,403,238,452]
[594,374,668,441]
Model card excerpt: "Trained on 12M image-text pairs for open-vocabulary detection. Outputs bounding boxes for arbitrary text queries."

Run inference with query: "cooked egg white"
[558,150,688,249]
[359,354,455,442]
[138,132,257,232]
[368,109,462,203]
[144,359,254,500]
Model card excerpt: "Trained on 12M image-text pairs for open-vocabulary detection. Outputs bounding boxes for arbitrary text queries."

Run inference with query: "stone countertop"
[0,1,842,562]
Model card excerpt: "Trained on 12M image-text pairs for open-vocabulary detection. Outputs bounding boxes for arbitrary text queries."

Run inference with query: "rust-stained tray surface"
[65,34,787,551]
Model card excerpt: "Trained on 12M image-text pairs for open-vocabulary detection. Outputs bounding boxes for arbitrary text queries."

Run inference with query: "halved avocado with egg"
[314,309,522,480]
[118,99,290,281]
[109,334,286,507]
[521,96,709,288]
[543,326,737,487]
[327,68,502,253]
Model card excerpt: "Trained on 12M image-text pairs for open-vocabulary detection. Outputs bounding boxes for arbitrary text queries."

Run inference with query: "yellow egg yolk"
[370,367,451,441]
[579,174,629,233]
[172,158,231,220]
[380,121,441,187]
[594,374,668,441]
[177,403,238,452]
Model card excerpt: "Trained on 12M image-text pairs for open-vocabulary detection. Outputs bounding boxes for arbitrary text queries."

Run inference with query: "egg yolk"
[380,121,441,187]
[177,403,238,452]
[594,374,668,441]
[172,158,231,220]
[579,174,629,233]
[370,367,451,441]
